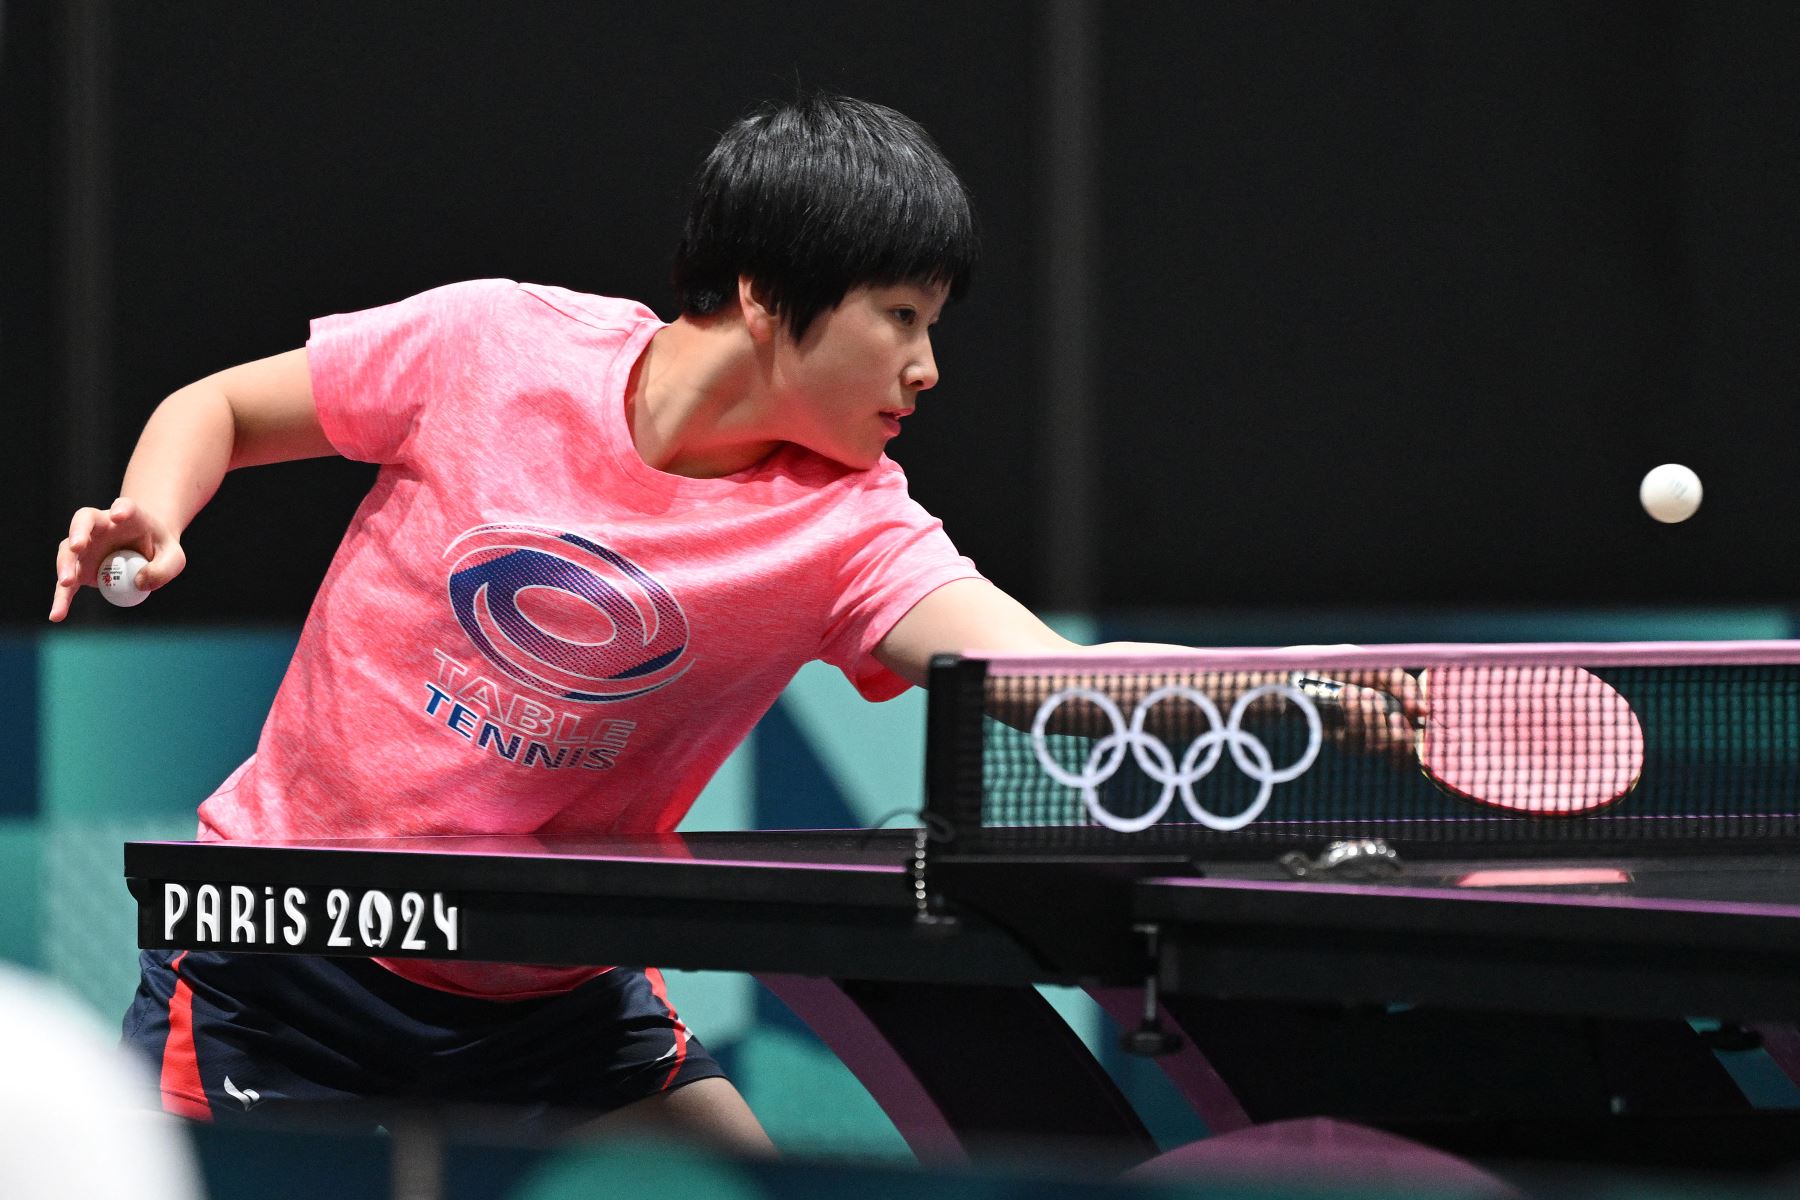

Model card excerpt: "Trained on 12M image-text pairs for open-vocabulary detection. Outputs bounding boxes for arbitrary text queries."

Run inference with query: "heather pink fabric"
[195,280,981,997]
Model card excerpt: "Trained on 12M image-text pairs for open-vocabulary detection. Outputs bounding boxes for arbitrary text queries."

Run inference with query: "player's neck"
[626,314,785,478]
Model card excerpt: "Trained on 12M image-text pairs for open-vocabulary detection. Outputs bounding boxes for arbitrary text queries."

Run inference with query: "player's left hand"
[49,496,185,621]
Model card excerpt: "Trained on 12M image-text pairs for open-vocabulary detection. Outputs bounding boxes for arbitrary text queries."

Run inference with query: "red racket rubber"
[1417,665,1645,815]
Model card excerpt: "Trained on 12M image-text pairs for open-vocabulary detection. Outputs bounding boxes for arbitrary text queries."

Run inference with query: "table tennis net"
[923,645,1800,856]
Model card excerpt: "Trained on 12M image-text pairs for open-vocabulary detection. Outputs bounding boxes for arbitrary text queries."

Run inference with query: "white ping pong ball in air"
[1639,463,1702,524]
[97,550,149,607]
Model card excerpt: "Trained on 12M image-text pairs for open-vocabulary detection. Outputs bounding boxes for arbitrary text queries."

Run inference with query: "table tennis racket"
[1295,667,1645,816]
[1417,665,1645,815]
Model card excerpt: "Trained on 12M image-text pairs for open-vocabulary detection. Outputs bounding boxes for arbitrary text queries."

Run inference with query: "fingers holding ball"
[97,550,150,608]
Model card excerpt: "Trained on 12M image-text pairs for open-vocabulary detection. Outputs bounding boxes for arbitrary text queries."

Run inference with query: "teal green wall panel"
[781,662,926,824]
[0,821,41,967]
[44,815,197,1020]
[732,1026,911,1160]
[679,738,754,833]
[40,629,298,821]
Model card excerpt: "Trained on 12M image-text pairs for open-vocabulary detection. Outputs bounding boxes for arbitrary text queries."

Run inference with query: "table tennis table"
[125,828,1800,1168]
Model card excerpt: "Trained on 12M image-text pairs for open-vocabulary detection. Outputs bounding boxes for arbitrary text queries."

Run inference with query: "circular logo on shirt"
[444,524,691,702]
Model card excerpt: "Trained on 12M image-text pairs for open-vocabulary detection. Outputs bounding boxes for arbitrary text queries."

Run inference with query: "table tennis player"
[51,93,1414,1150]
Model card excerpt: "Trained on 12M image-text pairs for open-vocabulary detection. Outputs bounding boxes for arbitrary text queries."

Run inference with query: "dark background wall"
[1100,3,1800,609]
[8,1,1799,626]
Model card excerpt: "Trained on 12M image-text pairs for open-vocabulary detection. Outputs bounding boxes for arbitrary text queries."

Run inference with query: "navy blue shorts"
[122,950,724,1124]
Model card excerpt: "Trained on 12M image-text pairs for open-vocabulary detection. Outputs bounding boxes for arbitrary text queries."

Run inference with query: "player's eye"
[892,308,918,327]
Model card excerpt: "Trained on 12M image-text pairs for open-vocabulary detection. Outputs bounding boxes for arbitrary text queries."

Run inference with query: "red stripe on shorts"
[160,951,212,1121]
[645,967,689,1090]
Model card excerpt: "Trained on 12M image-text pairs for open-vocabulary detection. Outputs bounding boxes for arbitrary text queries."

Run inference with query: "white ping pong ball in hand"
[97,550,149,607]
[1639,463,1703,523]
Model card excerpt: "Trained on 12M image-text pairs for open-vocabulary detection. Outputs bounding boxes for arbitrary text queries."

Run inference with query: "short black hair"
[672,94,978,340]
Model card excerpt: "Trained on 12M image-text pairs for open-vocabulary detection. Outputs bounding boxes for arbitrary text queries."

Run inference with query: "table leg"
[756,975,1156,1161]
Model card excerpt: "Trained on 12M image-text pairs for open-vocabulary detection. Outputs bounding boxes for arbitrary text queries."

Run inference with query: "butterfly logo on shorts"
[223,1076,262,1111]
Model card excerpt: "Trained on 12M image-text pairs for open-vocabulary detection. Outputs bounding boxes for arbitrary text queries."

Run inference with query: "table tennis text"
[160,883,460,954]
[422,651,638,772]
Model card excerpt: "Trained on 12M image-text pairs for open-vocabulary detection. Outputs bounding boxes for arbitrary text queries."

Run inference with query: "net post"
[924,654,989,850]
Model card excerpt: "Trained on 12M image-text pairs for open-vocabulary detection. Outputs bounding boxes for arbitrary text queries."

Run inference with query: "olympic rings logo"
[1028,684,1324,833]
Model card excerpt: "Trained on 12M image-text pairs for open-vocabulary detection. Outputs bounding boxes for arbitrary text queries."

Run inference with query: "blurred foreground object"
[0,963,204,1199]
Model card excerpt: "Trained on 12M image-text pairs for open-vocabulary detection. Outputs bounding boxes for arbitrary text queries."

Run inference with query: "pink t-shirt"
[196,279,982,997]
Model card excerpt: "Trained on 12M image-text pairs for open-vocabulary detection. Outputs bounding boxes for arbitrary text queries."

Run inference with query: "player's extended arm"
[875,578,1093,684]
[875,579,1421,751]
[49,348,330,621]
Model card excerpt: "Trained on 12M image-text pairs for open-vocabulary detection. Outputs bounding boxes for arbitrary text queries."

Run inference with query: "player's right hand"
[1330,674,1424,764]
[49,497,185,621]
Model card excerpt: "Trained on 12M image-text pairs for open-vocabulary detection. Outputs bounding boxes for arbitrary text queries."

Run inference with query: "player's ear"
[737,276,779,345]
